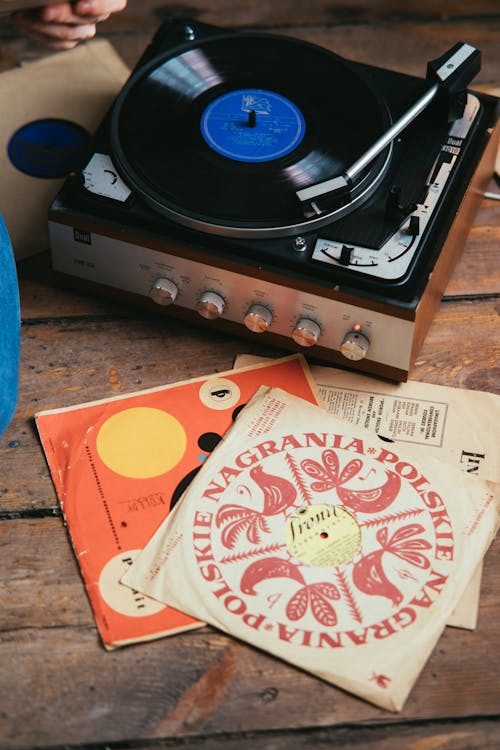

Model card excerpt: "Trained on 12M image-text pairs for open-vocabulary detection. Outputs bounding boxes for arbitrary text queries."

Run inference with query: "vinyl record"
[110,33,392,237]
[7,118,90,179]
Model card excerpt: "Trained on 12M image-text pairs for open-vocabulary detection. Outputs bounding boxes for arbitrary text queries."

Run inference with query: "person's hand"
[10,0,127,51]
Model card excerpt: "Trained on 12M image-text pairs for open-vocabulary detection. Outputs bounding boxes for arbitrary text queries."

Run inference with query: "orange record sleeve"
[35,355,321,648]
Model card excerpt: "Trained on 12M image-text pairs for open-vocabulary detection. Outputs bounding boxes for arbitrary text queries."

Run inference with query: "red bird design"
[352,524,432,605]
[300,449,401,514]
[240,556,305,594]
[240,556,340,627]
[249,464,298,515]
[215,466,297,549]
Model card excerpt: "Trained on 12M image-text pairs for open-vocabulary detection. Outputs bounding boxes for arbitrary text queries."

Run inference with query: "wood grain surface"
[0,1,499,748]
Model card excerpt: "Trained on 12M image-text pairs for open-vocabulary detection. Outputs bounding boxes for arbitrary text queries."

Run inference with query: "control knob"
[340,329,370,361]
[149,277,178,306]
[243,304,273,333]
[292,318,321,347]
[197,291,225,320]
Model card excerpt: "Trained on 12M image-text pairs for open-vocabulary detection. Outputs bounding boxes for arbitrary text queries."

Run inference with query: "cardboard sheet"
[0,39,129,260]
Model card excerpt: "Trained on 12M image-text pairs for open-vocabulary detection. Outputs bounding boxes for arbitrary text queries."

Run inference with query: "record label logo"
[200,88,305,162]
[286,504,361,567]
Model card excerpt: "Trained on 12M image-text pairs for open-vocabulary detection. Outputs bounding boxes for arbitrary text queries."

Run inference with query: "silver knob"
[149,277,178,306]
[197,291,225,320]
[243,304,273,333]
[340,329,370,360]
[292,318,321,347]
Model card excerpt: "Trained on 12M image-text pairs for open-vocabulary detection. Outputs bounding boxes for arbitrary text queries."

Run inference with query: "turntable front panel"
[49,221,414,373]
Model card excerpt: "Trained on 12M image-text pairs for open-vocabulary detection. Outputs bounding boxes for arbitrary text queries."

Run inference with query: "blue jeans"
[0,214,20,439]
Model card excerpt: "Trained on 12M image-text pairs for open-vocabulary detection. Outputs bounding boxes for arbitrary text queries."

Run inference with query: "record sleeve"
[35,355,321,649]
[235,354,500,630]
[123,386,498,710]
[0,40,129,260]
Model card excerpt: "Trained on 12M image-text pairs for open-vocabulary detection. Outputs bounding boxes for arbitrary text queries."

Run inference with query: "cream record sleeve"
[123,387,498,711]
[234,354,500,630]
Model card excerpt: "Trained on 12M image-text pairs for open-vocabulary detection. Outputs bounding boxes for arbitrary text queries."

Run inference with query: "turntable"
[48,20,499,381]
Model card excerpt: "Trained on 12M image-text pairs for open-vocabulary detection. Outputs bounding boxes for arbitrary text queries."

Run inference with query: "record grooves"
[110,33,392,236]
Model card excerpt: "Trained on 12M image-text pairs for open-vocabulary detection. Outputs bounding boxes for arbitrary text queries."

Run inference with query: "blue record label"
[7,118,90,179]
[200,88,305,162]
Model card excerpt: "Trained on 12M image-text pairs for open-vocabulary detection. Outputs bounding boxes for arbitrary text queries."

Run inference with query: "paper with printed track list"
[123,387,498,711]
[235,355,500,629]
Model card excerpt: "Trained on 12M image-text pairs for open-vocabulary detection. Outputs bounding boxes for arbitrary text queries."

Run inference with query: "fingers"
[40,0,127,24]
[10,0,127,50]
[39,2,110,25]
[73,0,128,16]
[11,11,94,49]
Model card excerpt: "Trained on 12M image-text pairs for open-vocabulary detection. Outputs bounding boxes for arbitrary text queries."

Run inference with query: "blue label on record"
[7,118,90,179]
[201,89,305,162]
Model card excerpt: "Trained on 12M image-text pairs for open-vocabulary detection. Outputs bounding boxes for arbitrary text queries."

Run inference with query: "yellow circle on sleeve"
[96,407,187,478]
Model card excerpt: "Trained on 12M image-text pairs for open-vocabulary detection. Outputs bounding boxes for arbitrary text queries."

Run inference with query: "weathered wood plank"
[274,22,500,84]
[4,0,498,32]
[109,0,500,28]
[1,298,498,513]
[0,516,498,747]
[0,518,93,628]
[445,199,500,298]
[1,6,499,750]
[3,0,500,38]
[411,299,500,390]
[1,15,499,84]
[101,23,500,87]
[126,721,500,750]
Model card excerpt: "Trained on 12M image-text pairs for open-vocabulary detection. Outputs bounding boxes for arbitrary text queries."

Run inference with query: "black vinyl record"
[110,32,393,238]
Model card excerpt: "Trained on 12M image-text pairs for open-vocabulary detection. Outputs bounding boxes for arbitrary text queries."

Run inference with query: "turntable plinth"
[47,20,499,381]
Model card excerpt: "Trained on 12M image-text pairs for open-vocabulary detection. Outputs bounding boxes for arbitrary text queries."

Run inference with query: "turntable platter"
[110,33,393,238]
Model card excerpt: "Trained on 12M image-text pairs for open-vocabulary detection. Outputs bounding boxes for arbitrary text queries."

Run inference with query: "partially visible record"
[7,118,90,179]
[110,32,392,237]
[124,387,497,711]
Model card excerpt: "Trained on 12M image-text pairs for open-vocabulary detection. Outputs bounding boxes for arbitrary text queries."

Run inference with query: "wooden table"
[1,2,499,748]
